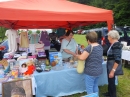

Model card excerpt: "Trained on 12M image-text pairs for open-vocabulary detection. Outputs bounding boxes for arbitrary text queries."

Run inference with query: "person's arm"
[76,51,89,61]
[76,45,91,60]
[63,49,77,57]
[109,60,119,78]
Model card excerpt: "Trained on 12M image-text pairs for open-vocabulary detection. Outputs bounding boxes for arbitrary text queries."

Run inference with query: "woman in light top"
[60,30,78,60]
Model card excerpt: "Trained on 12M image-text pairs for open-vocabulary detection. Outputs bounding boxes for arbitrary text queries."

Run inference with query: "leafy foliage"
[28,30,33,35]
[36,30,40,34]
[0,27,8,41]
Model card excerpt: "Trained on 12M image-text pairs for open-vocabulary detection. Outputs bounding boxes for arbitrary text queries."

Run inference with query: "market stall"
[0,0,114,97]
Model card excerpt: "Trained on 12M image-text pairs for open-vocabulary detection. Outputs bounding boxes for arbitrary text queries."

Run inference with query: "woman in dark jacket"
[103,30,123,97]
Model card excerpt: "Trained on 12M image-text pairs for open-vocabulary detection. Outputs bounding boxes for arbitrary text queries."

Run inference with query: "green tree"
[0,27,8,41]
[113,0,130,26]
[36,30,40,34]
[28,30,32,35]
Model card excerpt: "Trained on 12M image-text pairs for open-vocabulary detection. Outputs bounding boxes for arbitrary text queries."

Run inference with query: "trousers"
[108,74,116,97]
[84,74,99,95]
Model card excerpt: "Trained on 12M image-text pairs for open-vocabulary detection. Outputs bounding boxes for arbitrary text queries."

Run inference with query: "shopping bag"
[77,45,93,74]
[77,60,85,74]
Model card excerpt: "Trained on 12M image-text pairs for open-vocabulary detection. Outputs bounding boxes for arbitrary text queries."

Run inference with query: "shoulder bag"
[107,60,123,75]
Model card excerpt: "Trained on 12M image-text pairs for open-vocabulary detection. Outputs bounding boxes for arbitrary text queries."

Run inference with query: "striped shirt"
[84,44,103,76]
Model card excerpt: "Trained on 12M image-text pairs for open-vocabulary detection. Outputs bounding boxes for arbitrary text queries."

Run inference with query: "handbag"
[107,60,123,75]
[77,45,93,74]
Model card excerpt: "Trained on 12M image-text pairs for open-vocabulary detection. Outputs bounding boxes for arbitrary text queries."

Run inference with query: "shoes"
[102,92,110,96]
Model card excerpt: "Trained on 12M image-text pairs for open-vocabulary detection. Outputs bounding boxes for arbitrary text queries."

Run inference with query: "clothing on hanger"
[39,31,50,46]
[5,29,18,52]
[19,31,29,48]
[30,33,39,44]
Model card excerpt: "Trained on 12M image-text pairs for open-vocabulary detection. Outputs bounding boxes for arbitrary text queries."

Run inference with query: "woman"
[76,31,103,95]
[60,30,78,60]
[103,30,123,97]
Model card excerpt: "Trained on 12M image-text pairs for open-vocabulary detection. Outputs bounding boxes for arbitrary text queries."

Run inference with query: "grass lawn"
[65,34,130,97]
[73,34,88,47]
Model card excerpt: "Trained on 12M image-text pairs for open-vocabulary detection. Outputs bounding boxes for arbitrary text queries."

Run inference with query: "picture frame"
[2,79,33,97]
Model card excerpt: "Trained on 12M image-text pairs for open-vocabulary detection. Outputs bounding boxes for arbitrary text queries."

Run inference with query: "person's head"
[107,30,120,44]
[81,45,85,49]
[86,31,97,44]
[21,63,27,68]
[11,87,26,97]
[65,30,74,39]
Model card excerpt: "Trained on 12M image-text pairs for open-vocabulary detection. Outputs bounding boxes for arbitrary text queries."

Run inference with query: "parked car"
[89,28,103,44]
[89,27,127,44]
[124,26,130,45]
[81,30,89,35]
[77,29,83,34]
[73,31,77,34]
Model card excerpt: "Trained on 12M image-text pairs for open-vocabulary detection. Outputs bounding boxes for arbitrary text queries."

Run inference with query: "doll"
[80,45,85,53]
[19,63,27,75]
[23,60,35,76]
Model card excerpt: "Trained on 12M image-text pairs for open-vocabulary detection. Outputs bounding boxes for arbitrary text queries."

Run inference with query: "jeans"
[84,74,99,95]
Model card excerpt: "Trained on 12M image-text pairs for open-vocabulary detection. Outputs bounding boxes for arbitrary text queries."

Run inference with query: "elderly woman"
[103,30,123,97]
[60,30,78,60]
[77,31,103,95]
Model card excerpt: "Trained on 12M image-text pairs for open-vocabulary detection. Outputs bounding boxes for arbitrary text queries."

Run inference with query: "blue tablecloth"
[34,61,117,97]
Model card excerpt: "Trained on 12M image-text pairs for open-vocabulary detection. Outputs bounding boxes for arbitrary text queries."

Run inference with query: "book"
[38,52,46,57]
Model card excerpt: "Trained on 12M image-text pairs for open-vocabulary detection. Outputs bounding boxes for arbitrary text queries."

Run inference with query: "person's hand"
[75,54,78,57]
[73,53,77,58]
[109,70,115,78]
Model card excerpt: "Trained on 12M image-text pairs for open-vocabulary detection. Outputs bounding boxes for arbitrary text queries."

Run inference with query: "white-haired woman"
[103,30,123,97]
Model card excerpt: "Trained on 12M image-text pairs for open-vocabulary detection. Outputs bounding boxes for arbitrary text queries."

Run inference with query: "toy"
[80,45,85,53]
[23,60,35,76]
[0,46,5,51]
[45,59,50,66]
[19,63,27,75]
[51,61,56,67]
[11,69,19,78]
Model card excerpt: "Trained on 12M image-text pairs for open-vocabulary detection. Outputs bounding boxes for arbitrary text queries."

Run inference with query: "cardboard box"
[49,52,62,66]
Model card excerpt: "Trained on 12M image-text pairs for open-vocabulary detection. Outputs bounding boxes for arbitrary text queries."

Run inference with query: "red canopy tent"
[0,0,114,30]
